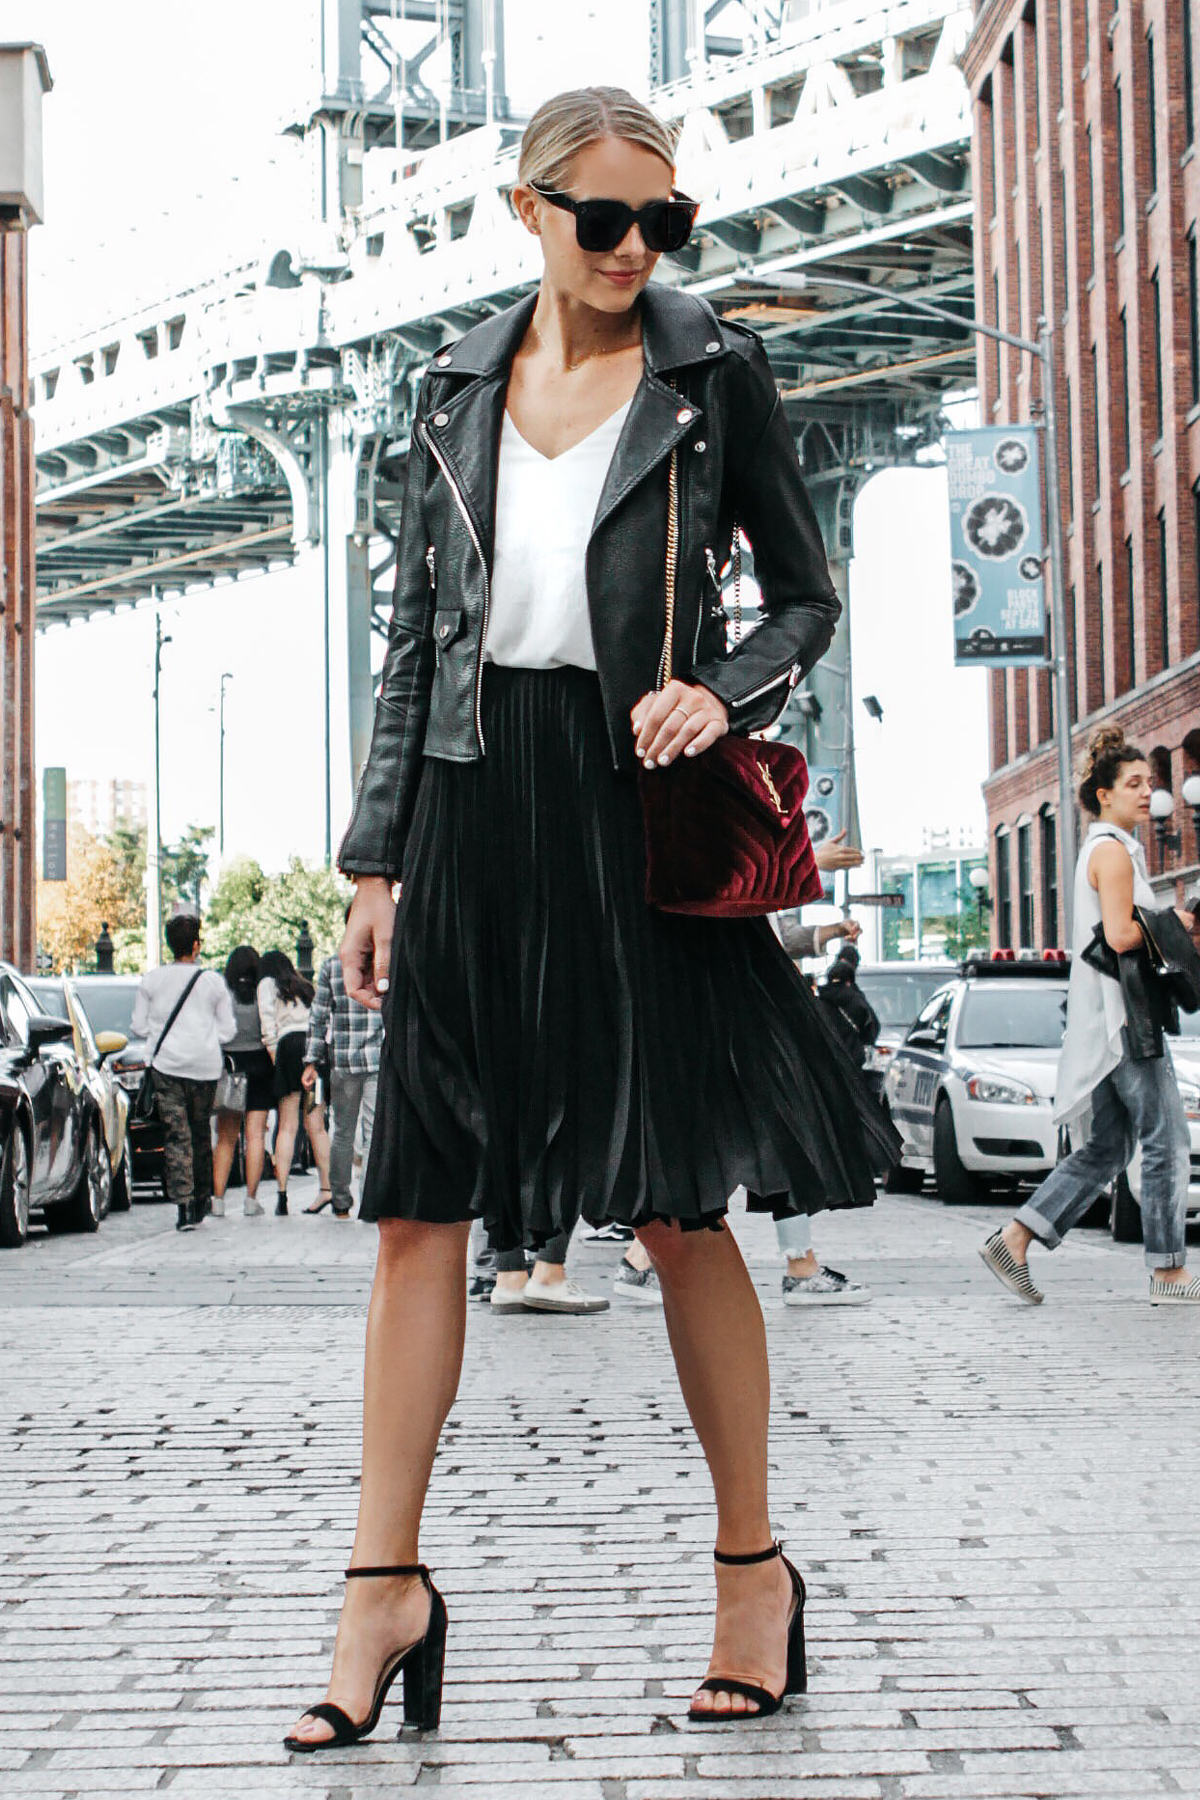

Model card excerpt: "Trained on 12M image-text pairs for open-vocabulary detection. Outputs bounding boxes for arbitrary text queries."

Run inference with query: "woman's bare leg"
[243,1111,267,1198]
[304,1104,332,1192]
[273,1095,299,1189]
[288,1217,471,1746]
[636,1219,793,1719]
[212,1113,239,1198]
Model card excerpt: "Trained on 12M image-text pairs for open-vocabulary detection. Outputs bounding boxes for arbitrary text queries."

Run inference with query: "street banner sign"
[804,766,843,900]
[946,424,1049,667]
[847,892,906,908]
[43,767,67,882]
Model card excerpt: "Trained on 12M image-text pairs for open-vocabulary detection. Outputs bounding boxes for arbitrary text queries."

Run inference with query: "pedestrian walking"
[285,86,896,1753]
[981,725,1200,1305]
[817,946,880,1070]
[212,946,273,1218]
[257,950,331,1216]
[490,1224,609,1313]
[131,912,235,1233]
[301,916,383,1218]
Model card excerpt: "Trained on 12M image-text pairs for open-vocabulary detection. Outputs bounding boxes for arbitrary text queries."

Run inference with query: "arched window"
[995,826,1013,948]
[1040,806,1058,946]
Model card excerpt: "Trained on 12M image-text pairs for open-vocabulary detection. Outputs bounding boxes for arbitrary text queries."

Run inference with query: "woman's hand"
[631,680,729,768]
[815,831,864,875]
[300,1065,317,1091]
[342,876,397,1011]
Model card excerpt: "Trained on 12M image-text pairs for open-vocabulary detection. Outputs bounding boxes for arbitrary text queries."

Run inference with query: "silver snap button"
[706,340,720,353]
[676,407,694,424]
[436,353,452,367]
[694,439,707,452]
[432,411,449,427]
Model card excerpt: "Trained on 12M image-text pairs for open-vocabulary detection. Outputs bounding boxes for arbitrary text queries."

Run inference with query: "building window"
[1040,806,1058,945]
[1120,307,1131,467]
[1114,80,1125,238]
[1187,0,1197,148]
[1017,820,1035,949]
[1159,507,1170,670]
[996,829,1013,947]
[1126,536,1137,690]
[1090,343,1101,489]
[1190,231,1199,408]
[1097,559,1107,701]
[1147,30,1159,194]
[1152,269,1164,441]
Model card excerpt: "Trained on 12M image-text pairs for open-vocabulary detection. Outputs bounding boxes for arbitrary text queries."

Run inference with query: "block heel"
[688,1541,807,1722]
[283,1563,447,1751]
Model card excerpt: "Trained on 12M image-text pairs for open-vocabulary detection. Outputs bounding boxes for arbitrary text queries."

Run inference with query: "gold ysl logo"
[757,759,787,819]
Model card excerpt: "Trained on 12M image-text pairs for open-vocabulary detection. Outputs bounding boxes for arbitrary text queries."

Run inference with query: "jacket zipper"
[426,545,436,591]
[422,424,491,752]
[696,546,721,662]
[731,666,794,710]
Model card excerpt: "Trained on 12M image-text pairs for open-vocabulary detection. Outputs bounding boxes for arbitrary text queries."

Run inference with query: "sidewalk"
[2,1179,1198,1798]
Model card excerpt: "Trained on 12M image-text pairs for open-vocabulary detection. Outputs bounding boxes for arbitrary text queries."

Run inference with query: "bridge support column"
[320,418,377,865]
[801,480,862,866]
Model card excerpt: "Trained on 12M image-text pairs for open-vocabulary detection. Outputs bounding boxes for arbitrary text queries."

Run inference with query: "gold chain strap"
[656,378,740,691]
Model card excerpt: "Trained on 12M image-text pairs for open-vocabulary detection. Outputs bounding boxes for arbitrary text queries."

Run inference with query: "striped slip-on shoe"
[979,1229,1044,1304]
[1149,1274,1200,1305]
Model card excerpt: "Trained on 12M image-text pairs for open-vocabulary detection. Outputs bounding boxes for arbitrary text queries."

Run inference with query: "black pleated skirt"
[360,666,898,1252]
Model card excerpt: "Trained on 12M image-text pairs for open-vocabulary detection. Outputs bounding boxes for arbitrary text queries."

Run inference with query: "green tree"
[203,855,349,968]
[923,884,992,963]
[163,823,214,912]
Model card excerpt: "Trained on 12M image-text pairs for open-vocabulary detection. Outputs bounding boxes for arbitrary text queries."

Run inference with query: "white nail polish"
[645,757,656,769]
[377,977,390,992]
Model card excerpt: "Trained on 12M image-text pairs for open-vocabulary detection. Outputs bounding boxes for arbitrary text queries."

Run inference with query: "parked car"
[854,961,959,1094]
[882,956,1069,1200]
[0,963,111,1247]
[23,976,134,1210]
[59,975,164,1179]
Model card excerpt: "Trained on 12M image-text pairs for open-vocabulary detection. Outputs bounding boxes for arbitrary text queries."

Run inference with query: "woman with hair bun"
[980,725,1199,1306]
[285,82,897,1752]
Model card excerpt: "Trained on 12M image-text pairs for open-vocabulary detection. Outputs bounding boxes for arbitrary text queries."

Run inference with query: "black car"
[62,975,165,1178]
[0,964,111,1248]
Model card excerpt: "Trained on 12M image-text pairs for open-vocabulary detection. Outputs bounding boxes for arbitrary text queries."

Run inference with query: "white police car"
[882,956,1069,1201]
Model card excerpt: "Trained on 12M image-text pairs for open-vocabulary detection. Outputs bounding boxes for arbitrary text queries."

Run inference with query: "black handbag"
[134,970,204,1123]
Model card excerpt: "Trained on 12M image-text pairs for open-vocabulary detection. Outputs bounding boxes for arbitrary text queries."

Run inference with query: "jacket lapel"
[590,372,702,538]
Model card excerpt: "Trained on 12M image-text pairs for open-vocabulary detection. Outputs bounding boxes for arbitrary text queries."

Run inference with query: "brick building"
[962,0,1200,947]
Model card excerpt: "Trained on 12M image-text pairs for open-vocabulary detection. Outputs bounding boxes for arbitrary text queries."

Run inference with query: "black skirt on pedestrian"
[361,666,898,1253]
[274,1030,308,1101]
[228,1047,275,1114]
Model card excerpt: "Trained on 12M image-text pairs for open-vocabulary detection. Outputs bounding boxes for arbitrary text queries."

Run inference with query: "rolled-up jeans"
[1016,1049,1190,1269]
[328,1069,377,1213]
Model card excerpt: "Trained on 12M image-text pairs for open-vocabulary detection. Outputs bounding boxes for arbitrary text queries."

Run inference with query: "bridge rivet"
[436,353,451,366]
[676,408,694,424]
[694,439,707,452]
[432,411,449,426]
[705,340,720,353]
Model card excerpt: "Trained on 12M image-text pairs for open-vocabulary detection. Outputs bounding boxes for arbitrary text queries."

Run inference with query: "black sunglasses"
[530,183,699,255]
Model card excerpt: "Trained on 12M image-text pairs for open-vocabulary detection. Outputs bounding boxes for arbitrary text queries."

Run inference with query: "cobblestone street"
[3,1181,1199,1800]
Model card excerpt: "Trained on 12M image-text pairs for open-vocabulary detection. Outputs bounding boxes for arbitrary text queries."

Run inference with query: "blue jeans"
[1016,1051,1190,1269]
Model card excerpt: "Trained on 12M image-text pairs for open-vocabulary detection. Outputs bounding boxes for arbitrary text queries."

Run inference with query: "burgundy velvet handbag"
[640,439,825,918]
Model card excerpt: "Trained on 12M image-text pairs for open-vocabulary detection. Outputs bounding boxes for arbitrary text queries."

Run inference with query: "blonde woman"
[285,87,896,1753]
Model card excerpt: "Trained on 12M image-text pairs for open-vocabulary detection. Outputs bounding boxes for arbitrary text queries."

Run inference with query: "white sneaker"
[210,1195,225,1218]
[243,1198,265,1218]
[522,1274,610,1314]
[490,1281,530,1313]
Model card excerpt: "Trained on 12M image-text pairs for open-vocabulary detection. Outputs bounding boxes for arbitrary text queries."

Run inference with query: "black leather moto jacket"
[338,283,840,879]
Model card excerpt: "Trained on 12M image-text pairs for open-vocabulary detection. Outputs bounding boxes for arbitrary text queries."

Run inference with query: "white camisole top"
[484,399,632,672]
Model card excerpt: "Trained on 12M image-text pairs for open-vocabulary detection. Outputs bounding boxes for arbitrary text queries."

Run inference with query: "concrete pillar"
[322,418,377,862]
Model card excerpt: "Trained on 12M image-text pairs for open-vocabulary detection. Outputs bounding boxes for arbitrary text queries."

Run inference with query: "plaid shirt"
[303,953,382,1074]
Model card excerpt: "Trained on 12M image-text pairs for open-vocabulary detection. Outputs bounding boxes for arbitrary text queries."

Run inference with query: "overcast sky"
[3,0,988,875]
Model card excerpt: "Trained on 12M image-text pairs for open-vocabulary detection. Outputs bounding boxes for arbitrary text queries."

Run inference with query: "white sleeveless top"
[1053,821,1157,1130]
[485,400,632,671]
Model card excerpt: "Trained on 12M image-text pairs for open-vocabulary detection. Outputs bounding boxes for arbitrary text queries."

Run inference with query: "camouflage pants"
[155,1074,216,1206]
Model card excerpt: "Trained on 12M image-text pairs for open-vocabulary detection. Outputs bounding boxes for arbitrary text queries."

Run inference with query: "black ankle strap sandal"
[283,1564,447,1752]
[687,1541,807,1723]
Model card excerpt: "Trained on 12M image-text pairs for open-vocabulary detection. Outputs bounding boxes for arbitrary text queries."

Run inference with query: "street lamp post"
[968,863,993,932]
[218,672,233,861]
[745,271,1078,941]
[147,602,172,970]
[1182,774,1200,860]
[1149,788,1182,859]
